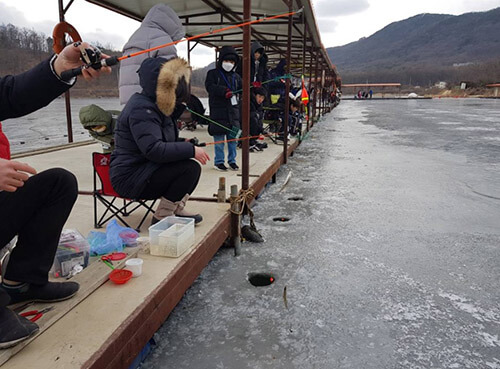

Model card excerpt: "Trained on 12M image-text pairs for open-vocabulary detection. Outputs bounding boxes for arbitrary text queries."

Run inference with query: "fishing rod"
[231,74,293,94]
[186,107,242,139]
[60,8,303,81]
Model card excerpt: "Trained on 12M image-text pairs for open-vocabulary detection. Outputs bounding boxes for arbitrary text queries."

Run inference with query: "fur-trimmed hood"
[138,57,191,116]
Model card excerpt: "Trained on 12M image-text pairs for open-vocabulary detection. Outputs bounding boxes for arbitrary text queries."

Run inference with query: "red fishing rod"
[60,8,302,81]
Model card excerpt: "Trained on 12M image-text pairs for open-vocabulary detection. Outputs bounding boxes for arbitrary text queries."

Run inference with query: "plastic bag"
[88,220,138,255]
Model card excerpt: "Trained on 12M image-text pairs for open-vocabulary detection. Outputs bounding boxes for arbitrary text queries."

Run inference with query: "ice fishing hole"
[273,217,290,222]
[248,273,275,287]
[287,196,303,201]
[302,179,311,182]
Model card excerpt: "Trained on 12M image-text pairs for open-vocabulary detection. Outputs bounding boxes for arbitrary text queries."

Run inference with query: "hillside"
[328,7,500,85]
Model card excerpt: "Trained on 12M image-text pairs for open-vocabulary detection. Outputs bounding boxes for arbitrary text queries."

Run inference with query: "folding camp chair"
[92,152,156,231]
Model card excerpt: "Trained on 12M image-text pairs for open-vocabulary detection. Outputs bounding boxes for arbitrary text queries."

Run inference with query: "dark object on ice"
[287,196,303,201]
[248,273,275,287]
[273,217,290,222]
[241,225,264,243]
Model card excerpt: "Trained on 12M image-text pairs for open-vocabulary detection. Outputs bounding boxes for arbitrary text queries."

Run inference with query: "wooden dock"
[2,126,300,369]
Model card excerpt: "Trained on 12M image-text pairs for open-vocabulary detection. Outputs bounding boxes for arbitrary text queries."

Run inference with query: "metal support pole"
[283,5,293,164]
[313,54,319,124]
[301,21,307,135]
[59,0,73,143]
[307,47,314,132]
[241,0,251,191]
[230,185,241,256]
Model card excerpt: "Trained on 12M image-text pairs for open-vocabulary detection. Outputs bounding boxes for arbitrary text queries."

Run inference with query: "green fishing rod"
[186,107,242,139]
[231,74,293,94]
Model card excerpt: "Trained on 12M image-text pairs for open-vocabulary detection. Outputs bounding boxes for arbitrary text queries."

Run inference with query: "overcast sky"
[0,0,499,68]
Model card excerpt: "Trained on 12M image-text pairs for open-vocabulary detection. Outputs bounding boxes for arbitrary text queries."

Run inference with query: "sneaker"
[2,281,80,306]
[0,307,39,349]
[249,144,262,153]
[256,142,268,150]
[214,163,228,171]
[228,162,239,171]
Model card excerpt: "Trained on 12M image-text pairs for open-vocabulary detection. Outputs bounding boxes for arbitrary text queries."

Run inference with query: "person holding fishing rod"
[205,46,242,171]
[110,57,209,225]
[0,42,111,348]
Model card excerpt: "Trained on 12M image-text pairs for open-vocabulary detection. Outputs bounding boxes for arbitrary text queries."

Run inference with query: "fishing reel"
[77,42,102,66]
[60,41,119,81]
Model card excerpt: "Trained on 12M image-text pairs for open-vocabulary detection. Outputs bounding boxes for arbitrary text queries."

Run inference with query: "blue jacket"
[110,57,194,199]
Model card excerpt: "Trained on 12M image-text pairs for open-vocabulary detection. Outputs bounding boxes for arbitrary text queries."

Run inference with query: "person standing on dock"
[236,41,268,84]
[110,57,209,225]
[0,42,111,348]
[205,46,242,171]
[118,3,184,106]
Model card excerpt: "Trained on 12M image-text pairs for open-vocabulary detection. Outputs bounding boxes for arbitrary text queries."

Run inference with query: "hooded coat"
[118,4,185,105]
[249,92,264,136]
[236,41,268,83]
[110,57,194,199]
[204,46,242,136]
[267,58,287,98]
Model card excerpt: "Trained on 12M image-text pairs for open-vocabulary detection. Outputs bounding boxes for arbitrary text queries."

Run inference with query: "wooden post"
[217,177,226,203]
[230,185,241,256]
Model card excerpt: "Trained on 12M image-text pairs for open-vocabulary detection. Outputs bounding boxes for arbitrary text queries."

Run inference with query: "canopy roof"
[85,0,336,76]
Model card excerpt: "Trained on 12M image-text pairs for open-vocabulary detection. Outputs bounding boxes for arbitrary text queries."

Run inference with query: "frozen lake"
[138,98,500,369]
[2,97,209,155]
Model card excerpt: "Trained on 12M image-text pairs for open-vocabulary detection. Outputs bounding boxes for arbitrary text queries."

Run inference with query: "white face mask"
[222,62,234,72]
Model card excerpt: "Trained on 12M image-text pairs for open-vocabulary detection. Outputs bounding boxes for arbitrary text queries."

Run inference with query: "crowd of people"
[355,89,373,99]
[0,3,336,349]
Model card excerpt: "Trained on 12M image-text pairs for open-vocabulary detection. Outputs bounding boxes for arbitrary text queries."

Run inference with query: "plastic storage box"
[149,216,194,257]
[51,229,90,278]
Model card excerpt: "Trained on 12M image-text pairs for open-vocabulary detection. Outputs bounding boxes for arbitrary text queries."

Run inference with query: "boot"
[151,197,177,225]
[174,194,203,224]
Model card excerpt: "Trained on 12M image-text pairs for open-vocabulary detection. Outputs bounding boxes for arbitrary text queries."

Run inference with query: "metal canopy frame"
[83,0,335,74]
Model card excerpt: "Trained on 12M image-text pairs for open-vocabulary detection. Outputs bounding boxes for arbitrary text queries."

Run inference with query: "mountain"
[328,8,500,85]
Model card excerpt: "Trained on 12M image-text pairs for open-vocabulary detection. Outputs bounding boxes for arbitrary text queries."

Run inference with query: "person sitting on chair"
[110,57,210,225]
[248,87,267,152]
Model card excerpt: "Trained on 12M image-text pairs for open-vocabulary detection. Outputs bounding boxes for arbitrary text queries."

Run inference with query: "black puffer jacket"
[236,41,268,83]
[205,46,242,136]
[249,93,264,136]
[110,57,194,199]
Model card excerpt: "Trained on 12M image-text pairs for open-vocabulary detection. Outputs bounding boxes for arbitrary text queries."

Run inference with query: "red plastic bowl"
[109,269,133,284]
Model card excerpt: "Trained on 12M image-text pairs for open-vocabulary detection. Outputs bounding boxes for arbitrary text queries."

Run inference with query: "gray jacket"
[118,4,185,105]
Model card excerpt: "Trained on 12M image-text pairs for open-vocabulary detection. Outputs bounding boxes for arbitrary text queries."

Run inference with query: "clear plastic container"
[149,216,194,257]
[51,229,90,278]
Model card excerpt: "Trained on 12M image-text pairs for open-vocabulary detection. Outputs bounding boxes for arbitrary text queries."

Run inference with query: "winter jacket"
[267,59,287,97]
[119,4,185,105]
[236,41,268,83]
[205,46,242,136]
[249,94,264,136]
[0,58,72,159]
[79,104,120,153]
[0,123,10,160]
[110,57,194,199]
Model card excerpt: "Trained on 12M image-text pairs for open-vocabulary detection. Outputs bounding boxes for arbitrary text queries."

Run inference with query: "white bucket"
[125,258,143,277]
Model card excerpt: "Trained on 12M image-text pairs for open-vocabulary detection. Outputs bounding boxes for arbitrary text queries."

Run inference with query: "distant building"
[435,81,447,89]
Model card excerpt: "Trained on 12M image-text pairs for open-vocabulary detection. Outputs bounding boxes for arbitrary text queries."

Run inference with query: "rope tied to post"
[230,188,261,237]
